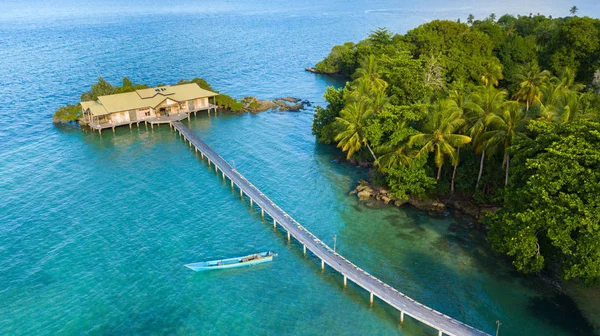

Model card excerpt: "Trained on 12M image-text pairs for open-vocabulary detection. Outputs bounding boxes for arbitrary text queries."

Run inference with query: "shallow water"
[1,1,599,335]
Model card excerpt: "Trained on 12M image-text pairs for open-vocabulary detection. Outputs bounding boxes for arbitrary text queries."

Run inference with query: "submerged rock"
[408,197,446,212]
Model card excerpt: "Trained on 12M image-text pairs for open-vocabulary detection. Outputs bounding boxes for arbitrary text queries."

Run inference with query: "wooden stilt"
[400,311,404,325]
[321,259,325,271]
[240,189,243,198]
[273,219,276,228]
[287,231,290,242]
[112,127,115,133]
[303,245,306,256]
[438,331,442,336]
[231,180,234,188]
[222,171,225,179]
[250,198,253,208]
[261,208,264,218]
[344,275,347,288]
[370,292,374,306]
[129,123,132,130]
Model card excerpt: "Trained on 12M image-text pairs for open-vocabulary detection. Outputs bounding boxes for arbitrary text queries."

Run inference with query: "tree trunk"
[451,147,460,194]
[365,142,377,161]
[504,153,510,186]
[476,151,485,190]
[526,100,530,112]
[451,164,457,194]
[436,165,442,180]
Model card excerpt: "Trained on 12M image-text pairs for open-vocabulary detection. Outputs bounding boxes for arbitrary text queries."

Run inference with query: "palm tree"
[467,14,475,25]
[483,102,529,186]
[558,90,596,123]
[375,122,414,171]
[539,76,565,121]
[354,54,387,91]
[481,61,504,87]
[409,100,472,190]
[335,100,377,161]
[570,6,578,16]
[467,86,507,189]
[513,62,551,111]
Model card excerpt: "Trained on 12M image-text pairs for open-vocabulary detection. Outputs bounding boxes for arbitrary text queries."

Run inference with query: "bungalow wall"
[136,107,154,120]
[182,97,210,111]
[196,97,209,109]
[108,111,130,124]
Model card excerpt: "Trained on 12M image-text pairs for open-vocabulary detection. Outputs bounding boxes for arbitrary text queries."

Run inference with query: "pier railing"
[171,121,490,336]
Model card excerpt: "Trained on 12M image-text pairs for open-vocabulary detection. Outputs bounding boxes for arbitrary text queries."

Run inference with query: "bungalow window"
[145,111,151,117]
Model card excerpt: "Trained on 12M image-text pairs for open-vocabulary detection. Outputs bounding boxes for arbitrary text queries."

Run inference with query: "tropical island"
[52,77,309,125]
[311,11,600,285]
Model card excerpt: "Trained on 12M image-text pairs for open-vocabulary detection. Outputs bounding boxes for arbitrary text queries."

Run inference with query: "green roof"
[80,83,217,116]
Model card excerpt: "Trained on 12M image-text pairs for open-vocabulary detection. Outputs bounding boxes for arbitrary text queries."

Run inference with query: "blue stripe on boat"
[185,252,275,271]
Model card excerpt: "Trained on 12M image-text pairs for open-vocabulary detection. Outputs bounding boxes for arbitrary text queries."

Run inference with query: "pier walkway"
[171,121,490,336]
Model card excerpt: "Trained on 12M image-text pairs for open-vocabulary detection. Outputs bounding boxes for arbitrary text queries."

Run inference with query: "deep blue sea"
[1,1,599,335]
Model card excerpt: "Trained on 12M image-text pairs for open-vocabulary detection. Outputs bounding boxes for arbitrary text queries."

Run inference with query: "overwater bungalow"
[80,83,218,133]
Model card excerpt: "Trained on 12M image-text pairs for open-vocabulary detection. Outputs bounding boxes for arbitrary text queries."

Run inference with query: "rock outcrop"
[350,180,439,211]
[350,180,500,221]
[241,97,310,113]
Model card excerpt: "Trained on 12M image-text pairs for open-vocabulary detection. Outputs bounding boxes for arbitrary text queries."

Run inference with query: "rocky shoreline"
[304,67,345,77]
[350,180,499,223]
[240,96,311,113]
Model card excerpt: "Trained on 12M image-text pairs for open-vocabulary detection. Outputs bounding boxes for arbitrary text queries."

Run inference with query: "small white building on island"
[80,83,218,132]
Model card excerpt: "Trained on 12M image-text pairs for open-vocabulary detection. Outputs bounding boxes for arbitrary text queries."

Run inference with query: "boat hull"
[185,252,274,271]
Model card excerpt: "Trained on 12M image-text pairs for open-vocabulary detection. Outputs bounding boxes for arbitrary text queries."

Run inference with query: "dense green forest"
[311,12,600,284]
[52,77,243,123]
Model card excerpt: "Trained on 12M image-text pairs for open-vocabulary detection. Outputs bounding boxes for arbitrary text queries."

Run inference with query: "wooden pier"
[171,121,490,336]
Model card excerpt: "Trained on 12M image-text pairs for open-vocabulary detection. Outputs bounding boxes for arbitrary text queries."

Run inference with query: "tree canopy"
[311,11,600,283]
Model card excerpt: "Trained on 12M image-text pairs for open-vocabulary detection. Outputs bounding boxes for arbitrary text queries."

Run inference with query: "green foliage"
[486,120,600,284]
[368,28,394,49]
[315,42,358,75]
[176,77,214,90]
[547,17,600,82]
[405,20,499,85]
[386,158,437,200]
[378,51,431,105]
[312,86,346,144]
[215,94,244,111]
[312,12,600,281]
[81,77,115,101]
[409,100,471,180]
[52,104,81,123]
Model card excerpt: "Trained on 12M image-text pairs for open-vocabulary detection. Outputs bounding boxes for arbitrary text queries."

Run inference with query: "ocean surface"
[1,1,599,335]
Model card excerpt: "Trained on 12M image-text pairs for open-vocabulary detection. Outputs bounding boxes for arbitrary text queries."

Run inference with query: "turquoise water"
[1,1,599,335]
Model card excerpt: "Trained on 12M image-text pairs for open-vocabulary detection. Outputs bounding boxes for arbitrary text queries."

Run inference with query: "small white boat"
[184,252,276,271]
